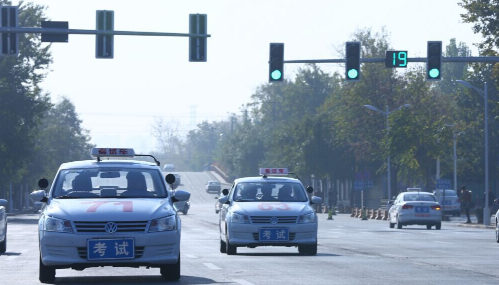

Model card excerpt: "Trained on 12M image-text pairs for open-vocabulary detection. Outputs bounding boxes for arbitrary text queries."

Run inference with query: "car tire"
[397,218,403,229]
[426,225,432,230]
[215,209,219,214]
[226,235,237,255]
[39,255,56,284]
[220,239,227,253]
[160,254,181,281]
[435,222,441,230]
[182,208,188,215]
[389,221,395,228]
[0,226,6,254]
[298,243,318,256]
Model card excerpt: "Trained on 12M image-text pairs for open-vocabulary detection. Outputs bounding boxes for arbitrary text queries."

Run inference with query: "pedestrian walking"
[461,185,472,224]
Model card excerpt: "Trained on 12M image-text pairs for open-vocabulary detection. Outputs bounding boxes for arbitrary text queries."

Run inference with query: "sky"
[15,0,483,153]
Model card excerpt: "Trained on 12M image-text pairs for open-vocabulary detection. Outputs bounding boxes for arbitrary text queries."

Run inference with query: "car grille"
[250,216,298,224]
[253,233,296,241]
[77,246,145,259]
[73,221,149,233]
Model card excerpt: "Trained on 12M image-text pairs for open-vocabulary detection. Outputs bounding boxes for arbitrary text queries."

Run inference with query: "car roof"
[234,176,302,184]
[59,159,159,170]
[400,191,434,195]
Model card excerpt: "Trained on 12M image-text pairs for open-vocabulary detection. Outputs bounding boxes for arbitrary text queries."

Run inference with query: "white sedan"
[0,199,7,253]
[388,192,442,230]
[218,174,322,255]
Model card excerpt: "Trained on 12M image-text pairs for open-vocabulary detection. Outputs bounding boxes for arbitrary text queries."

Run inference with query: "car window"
[52,168,168,198]
[403,194,436,202]
[232,182,307,202]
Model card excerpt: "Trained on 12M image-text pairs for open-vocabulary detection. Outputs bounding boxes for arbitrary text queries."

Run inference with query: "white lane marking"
[203,263,221,270]
[185,254,198,259]
[234,279,255,285]
[434,241,453,245]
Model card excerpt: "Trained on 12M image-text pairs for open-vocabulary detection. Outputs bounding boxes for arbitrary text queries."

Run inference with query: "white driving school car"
[388,191,442,230]
[0,198,7,253]
[218,168,322,255]
[30,148,190,284]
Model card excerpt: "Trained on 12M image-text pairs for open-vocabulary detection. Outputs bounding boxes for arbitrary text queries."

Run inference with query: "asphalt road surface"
[1,171,498,284]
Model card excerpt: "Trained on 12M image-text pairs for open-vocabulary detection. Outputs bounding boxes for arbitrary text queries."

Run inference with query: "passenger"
[241,185,257,200]
[122,172,149,197]
[260,184,275,201]
[278,184,293,200]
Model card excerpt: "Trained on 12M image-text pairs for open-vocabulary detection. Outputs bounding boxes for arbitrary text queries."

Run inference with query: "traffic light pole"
[283,56,499,64]
[0,27,211,38]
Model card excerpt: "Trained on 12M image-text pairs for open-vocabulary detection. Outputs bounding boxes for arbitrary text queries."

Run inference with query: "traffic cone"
[327,209,333,220]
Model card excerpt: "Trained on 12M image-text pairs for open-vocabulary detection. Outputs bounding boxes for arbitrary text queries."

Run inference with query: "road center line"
[185,254,198,259]
[234,279,255,285]
[203,263,221,270]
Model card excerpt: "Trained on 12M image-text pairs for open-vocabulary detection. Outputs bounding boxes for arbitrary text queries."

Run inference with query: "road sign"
[41,21,68,43]
[436,179,451,189]
[354,180,373,191]
[385,51,408,68]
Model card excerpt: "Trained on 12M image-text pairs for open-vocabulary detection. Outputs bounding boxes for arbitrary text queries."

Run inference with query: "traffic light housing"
[426,41,442,81]
[269,43,284,82]
[345,42,360,81]
[0,6,18,55]
[189,14,207,62]
[96,10,114,59]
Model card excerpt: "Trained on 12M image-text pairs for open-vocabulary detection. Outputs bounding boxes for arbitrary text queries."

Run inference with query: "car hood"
[45,198,175,221]
[231,201,312,216]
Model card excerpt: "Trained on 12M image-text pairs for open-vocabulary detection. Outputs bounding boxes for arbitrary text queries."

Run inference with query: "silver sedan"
[388,192,442,230]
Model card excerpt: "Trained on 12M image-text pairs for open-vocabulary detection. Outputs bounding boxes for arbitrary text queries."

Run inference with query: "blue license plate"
[259,228,289,241]
[87,238,134,260]
[415,206,429,213]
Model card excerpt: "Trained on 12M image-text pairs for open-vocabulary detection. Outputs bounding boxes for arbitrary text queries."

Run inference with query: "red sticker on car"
[257,203,290,211]
[82,201,133,212]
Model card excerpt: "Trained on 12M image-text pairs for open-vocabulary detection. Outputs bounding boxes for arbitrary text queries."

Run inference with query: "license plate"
[259,228,289,241]
[415,206,429,213]
[87,238,134,260]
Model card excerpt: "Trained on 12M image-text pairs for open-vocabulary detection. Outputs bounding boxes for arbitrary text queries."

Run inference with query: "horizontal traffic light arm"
[0,27,211,38]
[283,56,499,64]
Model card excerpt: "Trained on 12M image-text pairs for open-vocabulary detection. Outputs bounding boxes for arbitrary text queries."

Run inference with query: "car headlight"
[230,212,250,224]
[298,212,315,224]
[44,216,73,233]
[149,215,176,232]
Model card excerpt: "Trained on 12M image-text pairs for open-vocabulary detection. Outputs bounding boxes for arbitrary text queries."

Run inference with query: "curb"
[456,223,495,229]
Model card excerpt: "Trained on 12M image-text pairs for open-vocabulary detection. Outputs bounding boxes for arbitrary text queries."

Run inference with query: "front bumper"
[227,223,317,246]
[40,230,180,269]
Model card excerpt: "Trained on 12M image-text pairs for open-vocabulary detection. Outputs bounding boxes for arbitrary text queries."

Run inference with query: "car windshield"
[403,194,436,202]
[233,182,307,202]
[52,168,168,198]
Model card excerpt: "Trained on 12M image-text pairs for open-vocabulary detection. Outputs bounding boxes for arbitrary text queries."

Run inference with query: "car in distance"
[388,191,442,230]
[30,148,190,283]
[0,199,8,253]
[206,181,222,193]
[433,189,461,216]
[218,168,322,255]
[163,164,175,172]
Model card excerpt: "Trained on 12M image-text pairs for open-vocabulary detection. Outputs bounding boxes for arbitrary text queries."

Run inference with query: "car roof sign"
[259,168,289,176]
[90,148,135,158]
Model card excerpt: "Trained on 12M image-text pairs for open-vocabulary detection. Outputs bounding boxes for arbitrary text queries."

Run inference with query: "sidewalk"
[445,215,495,229]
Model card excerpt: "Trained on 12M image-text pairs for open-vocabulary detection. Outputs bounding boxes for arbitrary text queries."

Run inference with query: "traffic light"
[1,6,18,55]
[41,21,69,43]
[269,43,284,82]
[427,41,442,80]
[189,14,207,62]
[96,10,114,59]
[345,42,360,81]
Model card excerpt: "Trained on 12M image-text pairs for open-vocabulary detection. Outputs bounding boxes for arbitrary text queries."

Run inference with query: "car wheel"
[160,254,181,281]
[215,209,219,214]
[226,235,237,255]
[426,225,432,230]
[435,222,441,230]
[39,255,56,284]
[0,226,6,254]
[220,239,227,253]
[182,208,188,215]
[397,218,403,229]
[298,243,317,256]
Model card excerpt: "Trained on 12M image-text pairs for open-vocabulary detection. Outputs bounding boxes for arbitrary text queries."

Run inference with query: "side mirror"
[306,186,314,194]
[172,190,190,202]
[30,190,47,202]
[165,174,176,185]
[218,196,229,205]
[388,201,394,205]
[221,189,229,196]
[38,178,49,189]
[0,199,7,207]
[311,196,322,204]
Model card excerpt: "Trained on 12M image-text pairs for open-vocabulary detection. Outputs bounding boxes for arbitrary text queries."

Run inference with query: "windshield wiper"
[54,195,79,199]
[235,199,255,202]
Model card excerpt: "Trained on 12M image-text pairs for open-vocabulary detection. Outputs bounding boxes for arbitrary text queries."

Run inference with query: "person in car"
[260,185,275,201]
[278,184,293,200]
[122,172,150,197]
[241,185,257,200]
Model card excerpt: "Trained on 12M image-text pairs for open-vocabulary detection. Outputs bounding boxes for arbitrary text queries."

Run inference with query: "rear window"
[403,194,436,202]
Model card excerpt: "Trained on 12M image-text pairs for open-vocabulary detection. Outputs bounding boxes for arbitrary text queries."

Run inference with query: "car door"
[389,195,401,221]
[219,183,234,236]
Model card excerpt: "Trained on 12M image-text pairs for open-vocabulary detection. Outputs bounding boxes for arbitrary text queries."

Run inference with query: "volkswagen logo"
[105,222,118,234]
[270,217,278,225]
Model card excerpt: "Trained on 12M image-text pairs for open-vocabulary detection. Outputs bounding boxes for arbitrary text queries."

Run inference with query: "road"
[1,171,498,284]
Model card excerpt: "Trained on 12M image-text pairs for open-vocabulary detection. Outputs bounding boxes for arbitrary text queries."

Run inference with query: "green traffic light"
[429,68,440,78]
[347,69,358,79]
[271,70,282,80]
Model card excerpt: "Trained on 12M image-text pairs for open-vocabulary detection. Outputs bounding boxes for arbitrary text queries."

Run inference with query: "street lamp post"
[364,104,411,200]
[456,80,490,225]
